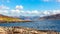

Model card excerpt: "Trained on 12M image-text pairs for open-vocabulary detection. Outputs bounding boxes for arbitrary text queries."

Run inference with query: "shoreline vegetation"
[0,14,32,23]
[0,26,59,34]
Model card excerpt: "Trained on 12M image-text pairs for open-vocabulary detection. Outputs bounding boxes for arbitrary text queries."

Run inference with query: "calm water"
[0,20,60,32]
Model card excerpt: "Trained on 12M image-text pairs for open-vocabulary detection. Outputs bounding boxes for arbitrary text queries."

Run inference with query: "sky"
[0,0,60,17]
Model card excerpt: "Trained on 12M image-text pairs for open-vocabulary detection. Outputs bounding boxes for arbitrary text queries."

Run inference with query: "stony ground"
[0,26,59,34]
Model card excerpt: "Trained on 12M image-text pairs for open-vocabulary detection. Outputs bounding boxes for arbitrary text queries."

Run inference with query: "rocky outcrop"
[0,26,59,34]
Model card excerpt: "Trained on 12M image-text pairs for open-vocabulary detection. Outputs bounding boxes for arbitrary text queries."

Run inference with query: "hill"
[39,14,60,20]
[0,14,31,23]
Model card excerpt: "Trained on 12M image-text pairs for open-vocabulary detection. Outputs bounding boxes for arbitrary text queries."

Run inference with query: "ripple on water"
[0,20,60,32]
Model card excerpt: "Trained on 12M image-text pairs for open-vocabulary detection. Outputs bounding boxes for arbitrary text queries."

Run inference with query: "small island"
[0,14,32,23]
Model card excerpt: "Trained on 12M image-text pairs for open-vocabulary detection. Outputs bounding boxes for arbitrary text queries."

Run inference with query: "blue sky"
[0,0,60,16]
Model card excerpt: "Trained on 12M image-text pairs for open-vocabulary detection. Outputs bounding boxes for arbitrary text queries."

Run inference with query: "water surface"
[0,20,60,32]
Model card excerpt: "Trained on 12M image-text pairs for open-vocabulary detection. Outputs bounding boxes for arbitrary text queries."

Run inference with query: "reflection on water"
[0,20,60,32]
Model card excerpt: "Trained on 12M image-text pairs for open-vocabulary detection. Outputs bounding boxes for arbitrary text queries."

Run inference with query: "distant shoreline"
[0,20,32,23]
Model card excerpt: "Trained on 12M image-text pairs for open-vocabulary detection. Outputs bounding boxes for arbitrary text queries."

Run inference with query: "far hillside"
[39,14,60,20]
[0,14,31,23]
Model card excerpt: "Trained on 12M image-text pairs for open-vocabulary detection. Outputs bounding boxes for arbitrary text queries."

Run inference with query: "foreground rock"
[0,26,59,34]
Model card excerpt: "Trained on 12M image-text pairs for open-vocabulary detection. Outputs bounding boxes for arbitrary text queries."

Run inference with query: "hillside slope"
[0,14,31,23]
[39,14,60,20]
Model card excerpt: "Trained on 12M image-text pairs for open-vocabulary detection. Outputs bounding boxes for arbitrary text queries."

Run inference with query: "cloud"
[43,10,51,15]
[0,5,24,16]
[52,10,60,14]
[0,5,10,10]
[0,5,10,14]
[56,0,60,2]
[0,5,60,17]
[16,5,23,10]
[32,10,39,14]
[10,9,21,14]
[0,10,9,15]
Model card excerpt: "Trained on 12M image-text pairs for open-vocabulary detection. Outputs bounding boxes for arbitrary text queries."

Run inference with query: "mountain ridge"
[39,14,60,20]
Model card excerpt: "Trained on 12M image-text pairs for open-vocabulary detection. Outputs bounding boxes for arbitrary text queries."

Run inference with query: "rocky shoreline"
[0,26,59,34]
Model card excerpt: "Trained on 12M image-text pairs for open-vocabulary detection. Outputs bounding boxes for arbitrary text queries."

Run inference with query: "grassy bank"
[0,15,31,23]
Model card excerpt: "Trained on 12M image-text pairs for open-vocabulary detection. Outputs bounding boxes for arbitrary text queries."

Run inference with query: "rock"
[0,26,58,34]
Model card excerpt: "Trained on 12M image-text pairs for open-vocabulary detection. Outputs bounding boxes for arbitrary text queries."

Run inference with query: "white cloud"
[0,5,10,15]
[0,10,9,15]
[16,5,23,10]
[32,10,39,14]
[3,10,9,13]
[0,5,60,17]
[43,10,50,15]
[10,10,16,14]
[15,9,20,13]
[52,10,60,14]
[56,0,60,2]
[0,5,10,10]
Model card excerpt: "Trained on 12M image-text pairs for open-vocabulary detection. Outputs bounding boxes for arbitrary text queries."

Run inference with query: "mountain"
[39,14,60,20]
[0,14,31,23]
[19,16,40,21]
